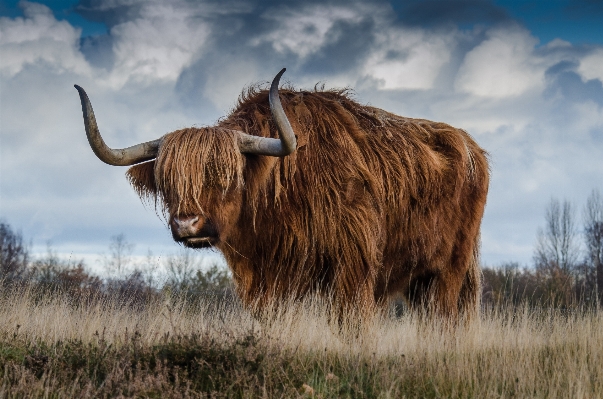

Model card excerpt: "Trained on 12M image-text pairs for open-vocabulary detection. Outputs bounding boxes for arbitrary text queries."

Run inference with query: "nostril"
[172,215,201,237]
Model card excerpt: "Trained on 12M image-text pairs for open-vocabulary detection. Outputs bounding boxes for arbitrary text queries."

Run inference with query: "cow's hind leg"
[457,250,482,321]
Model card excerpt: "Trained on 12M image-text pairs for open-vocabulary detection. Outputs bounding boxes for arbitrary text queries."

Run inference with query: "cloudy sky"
[1,0,602,268]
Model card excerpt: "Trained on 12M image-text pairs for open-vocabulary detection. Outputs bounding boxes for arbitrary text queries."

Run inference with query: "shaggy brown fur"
[127,87,489,321]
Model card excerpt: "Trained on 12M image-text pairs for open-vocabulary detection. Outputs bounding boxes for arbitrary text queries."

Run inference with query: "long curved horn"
[74,85,162,166]
[237,68,297,156]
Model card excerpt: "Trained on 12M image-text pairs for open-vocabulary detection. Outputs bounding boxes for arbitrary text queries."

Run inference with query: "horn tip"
[272,69,287,92]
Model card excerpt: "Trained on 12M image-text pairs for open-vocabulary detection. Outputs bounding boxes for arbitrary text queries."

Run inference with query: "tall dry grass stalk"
[1,285,602,397]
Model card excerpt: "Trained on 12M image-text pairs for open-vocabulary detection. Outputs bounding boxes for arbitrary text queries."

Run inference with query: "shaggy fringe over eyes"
[153,127,245,216]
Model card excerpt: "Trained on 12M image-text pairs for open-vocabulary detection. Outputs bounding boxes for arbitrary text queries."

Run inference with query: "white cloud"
[570,100,603,140]
[2,0,603,269]
[203,63,261,111]
[577,48,603,84]
[545,38,572,49]
[455,26,545,98]
[252,4,370,58]
[362,28,454,90]
[0,0,213,87]
[0,1,91,77]
[106,3,211,88]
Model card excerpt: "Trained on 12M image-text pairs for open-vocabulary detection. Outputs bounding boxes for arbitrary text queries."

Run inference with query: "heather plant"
[1,286,602,398]
[2,186,603,397]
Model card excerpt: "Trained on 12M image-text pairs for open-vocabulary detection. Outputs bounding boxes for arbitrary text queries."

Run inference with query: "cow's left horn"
[237,68,297,156]
[74,85,162,166]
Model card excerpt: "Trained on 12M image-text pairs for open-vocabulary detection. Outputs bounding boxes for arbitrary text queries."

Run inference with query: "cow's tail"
[458,236,482,321]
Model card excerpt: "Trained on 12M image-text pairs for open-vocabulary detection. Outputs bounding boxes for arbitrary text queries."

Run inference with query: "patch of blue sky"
[388,0,603,46]
[0,0,107,37]
[495,0,603,46]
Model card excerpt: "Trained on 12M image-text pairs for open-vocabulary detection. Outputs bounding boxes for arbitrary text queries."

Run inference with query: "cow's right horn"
[236,68,297,157]
[74,85,162,166]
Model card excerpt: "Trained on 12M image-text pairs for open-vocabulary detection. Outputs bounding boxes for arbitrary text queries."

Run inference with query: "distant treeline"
[1,189,602,309]
[484,189,603,308]
[0,223,234,305]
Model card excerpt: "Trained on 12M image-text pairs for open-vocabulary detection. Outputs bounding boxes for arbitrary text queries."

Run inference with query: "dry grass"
[1,285,602,398]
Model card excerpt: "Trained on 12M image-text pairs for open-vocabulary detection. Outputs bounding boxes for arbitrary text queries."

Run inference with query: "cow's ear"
[126,160,157,199]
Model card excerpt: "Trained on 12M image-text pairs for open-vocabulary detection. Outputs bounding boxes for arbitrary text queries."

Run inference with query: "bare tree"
[104,234,134,277]
[0,222,29,282]
[534,198,580,274]
[584,189,603,304]
[134,249,161,289]
[164,249,200,291]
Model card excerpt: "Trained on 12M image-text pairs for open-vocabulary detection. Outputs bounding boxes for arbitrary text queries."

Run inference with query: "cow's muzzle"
[170,215,218,248]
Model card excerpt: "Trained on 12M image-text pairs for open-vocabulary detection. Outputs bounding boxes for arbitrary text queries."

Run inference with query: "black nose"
[171,215,201,238]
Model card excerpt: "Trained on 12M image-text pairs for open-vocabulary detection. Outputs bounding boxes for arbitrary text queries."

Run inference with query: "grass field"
[1,285,602,398]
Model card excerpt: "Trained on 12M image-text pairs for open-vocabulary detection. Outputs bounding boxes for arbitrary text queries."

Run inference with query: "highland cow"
[75,69,489,320]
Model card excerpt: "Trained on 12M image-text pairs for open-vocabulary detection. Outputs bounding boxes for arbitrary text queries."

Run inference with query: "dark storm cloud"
[80,34,114,69]
[72,0,386,81]
[297,17,378,75]
[545,61,603,106]
[391,0,510,28]
[75,0,146,27]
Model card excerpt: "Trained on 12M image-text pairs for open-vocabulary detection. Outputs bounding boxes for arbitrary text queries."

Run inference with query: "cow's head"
[75,69,296,248]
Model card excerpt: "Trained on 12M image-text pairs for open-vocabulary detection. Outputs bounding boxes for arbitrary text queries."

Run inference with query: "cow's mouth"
[182,236,218,249]
[170,216,219,249]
